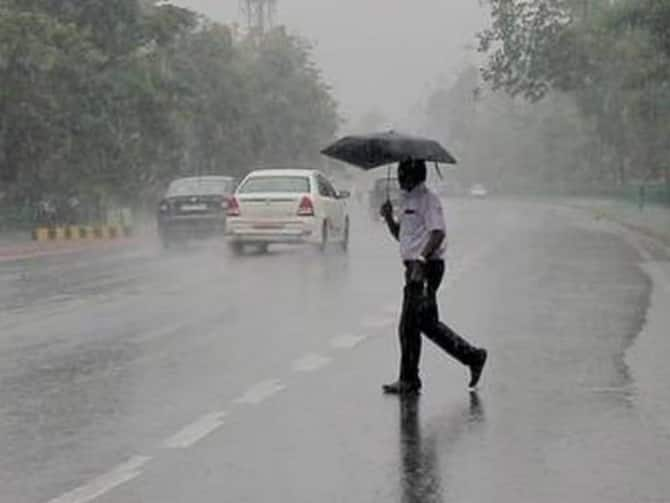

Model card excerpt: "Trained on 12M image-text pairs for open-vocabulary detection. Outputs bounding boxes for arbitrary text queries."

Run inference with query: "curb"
[573,204,670,249]
[601,214,670,248]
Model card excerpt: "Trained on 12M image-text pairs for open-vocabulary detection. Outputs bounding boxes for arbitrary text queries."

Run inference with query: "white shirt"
[398,183,447,261]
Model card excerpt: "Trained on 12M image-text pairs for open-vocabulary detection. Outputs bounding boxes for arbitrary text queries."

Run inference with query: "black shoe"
[468,349,487,389]
[382,380,421,395]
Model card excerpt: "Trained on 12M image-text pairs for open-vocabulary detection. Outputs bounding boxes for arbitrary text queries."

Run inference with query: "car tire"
[319,221,328,252]
[229,242,244,256]
[160,234,172,250]
[340,218,349,252]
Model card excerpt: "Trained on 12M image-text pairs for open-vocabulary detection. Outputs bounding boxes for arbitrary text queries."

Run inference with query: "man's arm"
[380,201,399,240]
[419,193,446,260]
[420,229,445,260]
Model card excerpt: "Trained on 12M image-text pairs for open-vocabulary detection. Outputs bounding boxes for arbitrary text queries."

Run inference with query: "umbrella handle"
[386,165,391,203]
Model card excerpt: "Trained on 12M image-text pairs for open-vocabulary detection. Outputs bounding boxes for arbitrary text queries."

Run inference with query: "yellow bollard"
[34,228,50,241]
[67,226,81,240]
[54,227,67,240]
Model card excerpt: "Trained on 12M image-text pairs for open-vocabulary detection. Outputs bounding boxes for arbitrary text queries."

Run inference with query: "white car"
[226,169,350,253]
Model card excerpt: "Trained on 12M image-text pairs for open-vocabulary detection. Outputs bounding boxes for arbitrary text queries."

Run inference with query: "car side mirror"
[337,190,351,199]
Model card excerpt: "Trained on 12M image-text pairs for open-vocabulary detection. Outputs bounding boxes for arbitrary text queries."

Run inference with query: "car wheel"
[229,242,244,255]
[319,221,328,252]
[160,234,172,249]
[340,218,349,252]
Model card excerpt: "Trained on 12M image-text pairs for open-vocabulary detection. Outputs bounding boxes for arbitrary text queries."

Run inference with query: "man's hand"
[407,260,425,284]
[380,200,394,220]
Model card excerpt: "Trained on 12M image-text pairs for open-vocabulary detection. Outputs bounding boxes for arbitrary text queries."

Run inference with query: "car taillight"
[227,196,240,217]
[297,196,314,216]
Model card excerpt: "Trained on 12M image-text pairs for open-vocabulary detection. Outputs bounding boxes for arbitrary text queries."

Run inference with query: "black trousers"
[398,260,478,385]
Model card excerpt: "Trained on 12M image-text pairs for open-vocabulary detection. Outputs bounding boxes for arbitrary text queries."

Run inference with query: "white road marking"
[330,334,367,349]
[163,411,227,449]
[291,353,331,373]
[235,379,285,405]
[588,387,633,394]
[46,456,151,503]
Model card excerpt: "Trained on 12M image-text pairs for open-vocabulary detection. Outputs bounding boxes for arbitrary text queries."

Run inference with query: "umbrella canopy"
[320,130,457,170]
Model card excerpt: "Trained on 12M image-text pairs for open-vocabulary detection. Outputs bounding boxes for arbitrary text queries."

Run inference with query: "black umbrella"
[320,130,457,170]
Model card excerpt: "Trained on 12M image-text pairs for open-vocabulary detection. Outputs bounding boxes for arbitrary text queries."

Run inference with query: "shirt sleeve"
[424,193,446,232]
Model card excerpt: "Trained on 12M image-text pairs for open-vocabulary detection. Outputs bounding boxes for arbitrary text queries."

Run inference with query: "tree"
[0,8,101,190]
[0,1,339,211]
[478,0,670,190]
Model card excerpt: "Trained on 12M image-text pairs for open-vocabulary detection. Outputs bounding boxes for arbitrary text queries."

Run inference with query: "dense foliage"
[0,0,338,207]
[425,0,669,195]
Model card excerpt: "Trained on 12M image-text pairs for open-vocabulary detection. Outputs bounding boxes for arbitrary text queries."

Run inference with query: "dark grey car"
[157,176,235,248]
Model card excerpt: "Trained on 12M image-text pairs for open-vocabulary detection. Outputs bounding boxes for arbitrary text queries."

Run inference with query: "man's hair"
[398,159,427,183]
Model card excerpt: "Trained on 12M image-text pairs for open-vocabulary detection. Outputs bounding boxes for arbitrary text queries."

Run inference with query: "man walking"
[380,159,487,394]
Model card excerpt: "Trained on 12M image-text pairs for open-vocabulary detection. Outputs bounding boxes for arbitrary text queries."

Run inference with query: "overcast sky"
[173,0,489,129]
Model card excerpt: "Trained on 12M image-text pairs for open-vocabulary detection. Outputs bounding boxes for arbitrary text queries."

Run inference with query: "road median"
[31,224,132,241]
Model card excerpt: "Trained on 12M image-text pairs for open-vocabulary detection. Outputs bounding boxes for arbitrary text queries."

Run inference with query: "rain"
[1,1,669,502]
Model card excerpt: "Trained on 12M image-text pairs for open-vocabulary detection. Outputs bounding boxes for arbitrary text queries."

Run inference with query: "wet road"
[1,199,669,503]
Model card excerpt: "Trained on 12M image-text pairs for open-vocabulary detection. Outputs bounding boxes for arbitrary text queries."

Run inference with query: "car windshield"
[167,179,232,197]
[238,176,310,194]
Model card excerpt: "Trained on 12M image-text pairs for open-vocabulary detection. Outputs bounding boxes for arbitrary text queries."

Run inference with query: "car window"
[322,177,338,198]
[238,176,311,194]
[167,178,232,197]
[316,175,336,198]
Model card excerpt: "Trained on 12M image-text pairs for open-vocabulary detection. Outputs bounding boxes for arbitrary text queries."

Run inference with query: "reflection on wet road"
[0,199,669,503]
[398,395,443,503]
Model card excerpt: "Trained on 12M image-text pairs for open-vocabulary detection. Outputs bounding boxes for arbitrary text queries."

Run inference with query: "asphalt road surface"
[1,199,669,503]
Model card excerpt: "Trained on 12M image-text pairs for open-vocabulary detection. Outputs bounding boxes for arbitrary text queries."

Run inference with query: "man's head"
[397,159,427,192]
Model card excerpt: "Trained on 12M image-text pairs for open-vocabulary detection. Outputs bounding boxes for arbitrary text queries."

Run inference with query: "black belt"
[403,258,444,267]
